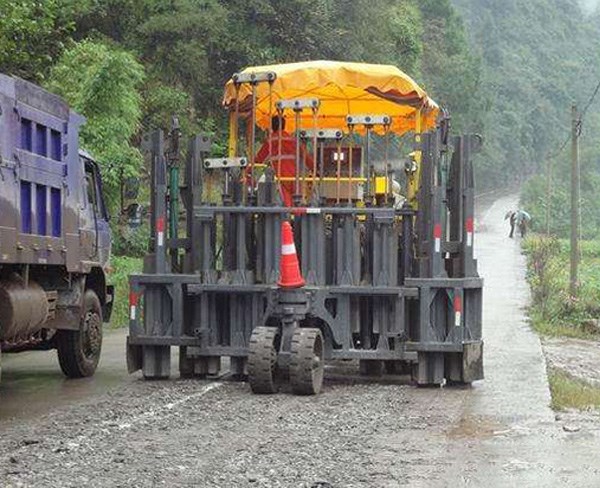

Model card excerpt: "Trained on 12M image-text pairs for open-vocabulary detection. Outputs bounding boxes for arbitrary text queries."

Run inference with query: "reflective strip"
[129,291,138,320]
[434,223,442,253]
[454,295,462,326]
[306,208,321,214]
[466,217,474,247]
[465,216,474,232]
[157,217,165,247]
[281,243,296,255]
[455,311,462,327]
[467,232,473,247]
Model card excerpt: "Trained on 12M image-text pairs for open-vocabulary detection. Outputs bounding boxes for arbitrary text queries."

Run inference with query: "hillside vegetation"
[2,1,600,220]
[454,0,600,230]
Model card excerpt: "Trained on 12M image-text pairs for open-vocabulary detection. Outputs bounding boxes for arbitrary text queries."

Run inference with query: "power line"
[580,78,600,122]
[544,78,600,161]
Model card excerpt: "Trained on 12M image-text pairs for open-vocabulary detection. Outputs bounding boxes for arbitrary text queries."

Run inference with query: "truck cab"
[0,74,113,383]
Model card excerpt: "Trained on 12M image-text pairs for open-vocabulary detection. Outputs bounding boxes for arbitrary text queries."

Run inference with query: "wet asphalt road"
[1,194,600,487]
[0,328,132,423]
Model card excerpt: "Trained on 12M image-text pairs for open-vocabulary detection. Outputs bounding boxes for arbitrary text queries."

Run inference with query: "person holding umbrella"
[505,209,531,238]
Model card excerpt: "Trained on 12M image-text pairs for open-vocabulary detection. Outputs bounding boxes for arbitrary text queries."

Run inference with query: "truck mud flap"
[462,341,483,383]
[126,338,143,373]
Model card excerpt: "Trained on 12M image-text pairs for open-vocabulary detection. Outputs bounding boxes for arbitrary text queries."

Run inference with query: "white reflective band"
[435,238,441,253]
[455,311,461,327]
[467,232,473,247]
[130,305,136,321]
[306,208,321,214]
[158,232,164,247]
[281,243,296,255]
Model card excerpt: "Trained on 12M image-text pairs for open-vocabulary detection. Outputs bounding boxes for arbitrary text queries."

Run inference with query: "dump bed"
[0,75,93,271]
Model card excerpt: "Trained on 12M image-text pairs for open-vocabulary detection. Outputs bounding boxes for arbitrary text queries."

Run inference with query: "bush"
[111,222,149,258]
[523,235,600,338]
[107,256,143,329]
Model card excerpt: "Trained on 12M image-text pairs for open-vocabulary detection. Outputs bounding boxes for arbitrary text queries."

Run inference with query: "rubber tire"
[289,328,324,395]
[56,289,103,378]
[248,327,279,394]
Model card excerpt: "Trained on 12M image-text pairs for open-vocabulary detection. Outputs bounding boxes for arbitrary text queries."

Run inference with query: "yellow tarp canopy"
[223,60,439,135]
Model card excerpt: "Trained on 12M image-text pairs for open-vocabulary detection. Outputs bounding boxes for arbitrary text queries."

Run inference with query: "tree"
[47,40,145,206]
[0,0,74,80]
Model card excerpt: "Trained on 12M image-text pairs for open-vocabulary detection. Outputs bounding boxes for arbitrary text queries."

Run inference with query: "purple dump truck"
[0,74,113,382]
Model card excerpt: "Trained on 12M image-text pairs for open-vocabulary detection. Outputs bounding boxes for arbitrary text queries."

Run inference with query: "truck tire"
[56,289,103,378]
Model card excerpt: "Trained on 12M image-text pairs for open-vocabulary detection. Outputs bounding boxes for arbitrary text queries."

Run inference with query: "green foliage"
[107,256,143,328]
[420,0,482,134]
[521,169,600,239]
[523,235,600,338]
[2,0,488,257]
[0,0,74,80]
[453,0,600,189]
[111,222,149,258]
[46,40,145,207]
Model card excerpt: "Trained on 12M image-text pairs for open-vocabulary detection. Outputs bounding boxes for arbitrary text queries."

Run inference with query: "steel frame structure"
[127,118,483,391]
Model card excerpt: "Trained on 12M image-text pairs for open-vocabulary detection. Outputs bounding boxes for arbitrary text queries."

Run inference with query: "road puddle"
[447,415,507,440]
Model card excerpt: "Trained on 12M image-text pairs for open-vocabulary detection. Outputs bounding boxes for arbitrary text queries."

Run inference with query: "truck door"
[81,157,111,266]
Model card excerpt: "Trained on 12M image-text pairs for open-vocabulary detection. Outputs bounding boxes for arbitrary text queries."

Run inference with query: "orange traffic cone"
[278,221,305,288]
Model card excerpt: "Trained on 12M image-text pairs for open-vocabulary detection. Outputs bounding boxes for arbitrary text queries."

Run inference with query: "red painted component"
[433,223,442,239]
[454,295,463,313]
[129,290,139,307]
[156,217,165,233]
[465,217,474,233]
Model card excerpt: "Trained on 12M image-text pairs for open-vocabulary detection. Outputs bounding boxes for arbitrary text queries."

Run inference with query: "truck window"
[85,170,97,209]
[83,158,108,221]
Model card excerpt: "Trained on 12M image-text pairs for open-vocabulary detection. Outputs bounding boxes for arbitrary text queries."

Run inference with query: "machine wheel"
[56,289,103,378]
[248,326,280,394]
[289,328,324,395]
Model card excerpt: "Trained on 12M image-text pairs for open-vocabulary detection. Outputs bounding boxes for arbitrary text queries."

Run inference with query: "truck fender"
[44,276,86,331]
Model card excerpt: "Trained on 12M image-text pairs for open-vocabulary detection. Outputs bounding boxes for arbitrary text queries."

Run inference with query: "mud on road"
[2,194,600,488]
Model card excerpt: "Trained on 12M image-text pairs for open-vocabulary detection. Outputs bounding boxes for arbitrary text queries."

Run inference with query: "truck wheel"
[56,290,103,378]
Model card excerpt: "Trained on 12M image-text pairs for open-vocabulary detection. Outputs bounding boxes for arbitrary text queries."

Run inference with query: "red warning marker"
[277,221,305,289]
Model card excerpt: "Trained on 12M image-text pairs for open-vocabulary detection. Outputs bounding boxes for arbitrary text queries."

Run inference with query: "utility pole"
[546,156,551,235]
[570,104,580,297]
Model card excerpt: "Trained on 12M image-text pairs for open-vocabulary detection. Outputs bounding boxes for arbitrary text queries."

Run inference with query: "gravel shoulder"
[543,337,600,387]
[2,194,600,487]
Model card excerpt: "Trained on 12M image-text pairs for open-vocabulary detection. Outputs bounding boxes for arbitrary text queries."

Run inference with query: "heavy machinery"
[0,75,113,382]
[127,61,483,394]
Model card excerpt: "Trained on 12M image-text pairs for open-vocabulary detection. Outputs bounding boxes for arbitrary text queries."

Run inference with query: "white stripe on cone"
[281,243,296,255]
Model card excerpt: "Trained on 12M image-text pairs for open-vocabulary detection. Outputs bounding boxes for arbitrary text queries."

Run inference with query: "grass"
[548,369,600,411]
[107,255,143,329]
[523,235,600,339]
